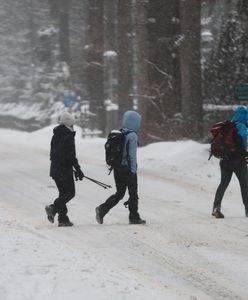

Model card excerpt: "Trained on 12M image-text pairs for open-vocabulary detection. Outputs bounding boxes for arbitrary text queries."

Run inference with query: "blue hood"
[122,111,141,133]
[232,106,248,124]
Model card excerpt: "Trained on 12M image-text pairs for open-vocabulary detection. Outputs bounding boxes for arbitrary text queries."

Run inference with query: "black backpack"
[209,120,243,160]
[105,129,132,173]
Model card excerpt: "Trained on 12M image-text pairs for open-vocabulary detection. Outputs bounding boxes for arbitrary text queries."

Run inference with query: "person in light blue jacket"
[95,111,146,224]
[231,106,248,148]
[212,106,248,218]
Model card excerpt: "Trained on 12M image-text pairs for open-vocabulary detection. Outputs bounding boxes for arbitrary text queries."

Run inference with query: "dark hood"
[53,125,76,137]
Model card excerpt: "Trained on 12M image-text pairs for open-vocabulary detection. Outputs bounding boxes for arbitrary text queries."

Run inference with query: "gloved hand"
[74,168,84,181]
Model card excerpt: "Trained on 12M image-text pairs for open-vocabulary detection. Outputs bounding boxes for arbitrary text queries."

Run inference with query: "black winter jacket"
[50,125,81,179]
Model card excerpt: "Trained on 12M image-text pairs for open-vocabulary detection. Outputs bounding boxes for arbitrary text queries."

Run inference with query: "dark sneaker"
[212,208,224,219]
[45,205,55,223]
[129,218,146,225]
[95,206,103,224]
[58,221,74,227]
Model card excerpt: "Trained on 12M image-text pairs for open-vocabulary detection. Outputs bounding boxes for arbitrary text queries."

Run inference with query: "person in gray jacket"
[95,110,146,224]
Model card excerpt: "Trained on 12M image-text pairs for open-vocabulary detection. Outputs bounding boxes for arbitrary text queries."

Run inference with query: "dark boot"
[129,218,146,224]
[58,215,74,227]
[245,209,248,217]
[95,206,106,224]
[129,209,146,224]
[45,205,56,223]
[212,208,224,219]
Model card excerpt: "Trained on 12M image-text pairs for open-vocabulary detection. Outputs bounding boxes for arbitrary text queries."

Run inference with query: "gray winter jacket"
[121,111,141,173]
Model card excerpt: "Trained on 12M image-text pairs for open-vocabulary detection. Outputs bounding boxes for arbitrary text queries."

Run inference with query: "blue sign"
[63,90,77,107]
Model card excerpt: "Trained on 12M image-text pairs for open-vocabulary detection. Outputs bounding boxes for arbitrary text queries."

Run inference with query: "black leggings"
[53,174,75,219]
[213,160,248,210]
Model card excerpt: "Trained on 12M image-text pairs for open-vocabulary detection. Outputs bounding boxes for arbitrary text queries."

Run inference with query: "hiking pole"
[74,171,111,189]
[84,175,112,189]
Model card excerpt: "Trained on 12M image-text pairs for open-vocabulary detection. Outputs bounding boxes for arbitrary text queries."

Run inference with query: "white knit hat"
[59,112,75,127]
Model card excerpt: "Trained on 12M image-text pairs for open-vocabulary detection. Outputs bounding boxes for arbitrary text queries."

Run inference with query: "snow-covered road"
[1,127,248,300]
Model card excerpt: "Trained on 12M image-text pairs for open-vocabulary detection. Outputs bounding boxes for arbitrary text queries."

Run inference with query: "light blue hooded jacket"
[232,106,248,149]
[121,111,142,173]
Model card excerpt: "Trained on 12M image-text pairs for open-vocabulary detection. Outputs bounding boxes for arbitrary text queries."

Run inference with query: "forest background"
[0,0,247,144]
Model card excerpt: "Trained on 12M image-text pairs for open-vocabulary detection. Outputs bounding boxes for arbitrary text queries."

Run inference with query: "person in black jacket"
[45,111,84,227]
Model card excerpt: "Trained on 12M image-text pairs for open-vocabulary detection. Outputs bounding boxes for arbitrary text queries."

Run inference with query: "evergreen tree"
[204,0,248,103]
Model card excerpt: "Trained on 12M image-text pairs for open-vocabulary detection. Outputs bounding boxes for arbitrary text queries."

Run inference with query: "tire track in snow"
[87,221,244,300]
[128,238,244,300]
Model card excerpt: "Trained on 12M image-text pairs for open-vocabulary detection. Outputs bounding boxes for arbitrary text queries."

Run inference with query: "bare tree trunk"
[49,0,70,64]
[117,0,133,117]
[59,0,70,64]
[103,0,119,132]
[179,0,202,140]
[85,0,104,133]
[147,0,181,125]
[132,0,149,142]
[69,0,87,95]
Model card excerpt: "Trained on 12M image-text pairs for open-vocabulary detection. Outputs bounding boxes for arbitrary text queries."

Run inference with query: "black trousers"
[100,166,140,220]
[213,160,248,211]
[53,174,75,221]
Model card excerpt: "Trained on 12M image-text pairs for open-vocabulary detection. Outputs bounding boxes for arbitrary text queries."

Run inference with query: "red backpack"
[209,120,242,160]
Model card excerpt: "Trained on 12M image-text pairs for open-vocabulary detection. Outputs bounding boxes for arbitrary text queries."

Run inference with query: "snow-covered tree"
[203,0,248,104]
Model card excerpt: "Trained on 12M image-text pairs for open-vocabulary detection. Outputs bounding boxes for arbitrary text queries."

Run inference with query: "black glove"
[74,168,84,181]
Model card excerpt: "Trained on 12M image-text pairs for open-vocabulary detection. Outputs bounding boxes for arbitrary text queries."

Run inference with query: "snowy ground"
[1,126,248,300]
